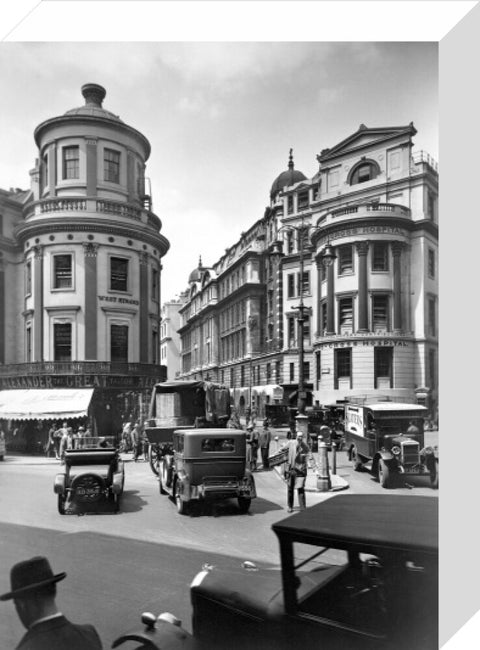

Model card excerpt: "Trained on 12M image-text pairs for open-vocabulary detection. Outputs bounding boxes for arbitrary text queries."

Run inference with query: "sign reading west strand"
[98,295,139,305]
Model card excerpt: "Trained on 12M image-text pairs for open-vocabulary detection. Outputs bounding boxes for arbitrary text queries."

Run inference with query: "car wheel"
[174,482,188,515]
[378,459,394,489]
[149,445,160,476]
[57,494,66,515]
[158,460,168,495]
[238,497,251,514]
[113,493,121,513]
[351,447,363,471]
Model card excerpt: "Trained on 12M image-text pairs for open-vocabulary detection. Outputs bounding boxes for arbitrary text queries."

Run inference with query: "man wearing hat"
[245,423,259,471]
[1,556,102,649]
[258,419,272,470]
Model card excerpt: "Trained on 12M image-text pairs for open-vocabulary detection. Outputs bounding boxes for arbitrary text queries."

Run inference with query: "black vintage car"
[190,494,438,650]
[53,437,125,514]
[158,428,256,515]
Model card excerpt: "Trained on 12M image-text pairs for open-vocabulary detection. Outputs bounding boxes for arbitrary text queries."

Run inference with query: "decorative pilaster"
[315,253,323,336]
[33,246,43,362]
[326,260,335,335]
[356,241,369,331]
[392,242,403,331]
[139,251,149,363]
[85,138,98,196]
[83,243,99,359]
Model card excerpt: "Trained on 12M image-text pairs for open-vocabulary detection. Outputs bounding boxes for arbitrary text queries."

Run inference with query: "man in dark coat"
[1,556,102,650]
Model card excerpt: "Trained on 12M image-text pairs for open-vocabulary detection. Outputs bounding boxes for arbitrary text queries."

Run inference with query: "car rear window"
[201,438,235,452]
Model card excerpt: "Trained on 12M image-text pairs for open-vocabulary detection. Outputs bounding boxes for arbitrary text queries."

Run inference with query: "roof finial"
[288,148,294,170]
[198,255,203,268]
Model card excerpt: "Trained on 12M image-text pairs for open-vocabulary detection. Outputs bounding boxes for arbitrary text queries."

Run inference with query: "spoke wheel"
[238,497,251,514]
[378,459,394,489]
[149,445,160,476]
[159,460,168,495]
[57,494,66,515]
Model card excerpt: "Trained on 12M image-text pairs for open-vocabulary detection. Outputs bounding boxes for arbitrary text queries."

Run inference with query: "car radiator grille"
[401,441,420,465]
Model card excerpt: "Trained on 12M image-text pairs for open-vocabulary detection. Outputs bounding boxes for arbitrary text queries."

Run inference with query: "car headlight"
[391,445,401,456]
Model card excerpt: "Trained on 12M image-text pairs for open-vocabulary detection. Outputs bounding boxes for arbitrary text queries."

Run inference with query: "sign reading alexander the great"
[0,374,158,390]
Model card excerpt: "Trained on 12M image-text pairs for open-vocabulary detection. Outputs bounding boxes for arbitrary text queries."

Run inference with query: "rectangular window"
[338,297,353,333]
[42,154,48,191]
[372,242,389,271]
[54,323,72,361]
[287,196,294,214]
[110,257,129,292]
[298,191,309,210]
[428,297,437,337]
[111,324,128,363]
[266,363,271,382]
[276,361,281,384]
[53,255,73,289]
[303,315,311,342]
[25,262,32,295]
[104,148,121,183]
[287,273,295,298]
[299,271,310,295]
[321,302,327,335]
[428,249,435,279]
[303,361,310,381]
[152,329,158,364]
[372,295,389,331]
[288,317,296,346]
[289,362,295,382]
[241,365,245,386]
[429,349,437,389]
[428,193,435,220]
[334,348,351,389]
[63,146,79,180]
[338,245,353,275]
[374,347,393,388]
[286,230,294,254]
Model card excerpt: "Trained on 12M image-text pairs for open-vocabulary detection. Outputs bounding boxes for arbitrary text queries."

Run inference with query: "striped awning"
[0,388,94,420]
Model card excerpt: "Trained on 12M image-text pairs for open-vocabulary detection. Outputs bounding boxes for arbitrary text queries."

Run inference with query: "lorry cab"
[344,402,437,489]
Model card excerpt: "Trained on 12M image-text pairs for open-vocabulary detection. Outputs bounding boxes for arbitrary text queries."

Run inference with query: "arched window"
[349,161,379,185]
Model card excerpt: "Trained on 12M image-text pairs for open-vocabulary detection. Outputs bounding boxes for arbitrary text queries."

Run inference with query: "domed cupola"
[63,83,123,123]
[270,149,306,200]
[188,256,205,284]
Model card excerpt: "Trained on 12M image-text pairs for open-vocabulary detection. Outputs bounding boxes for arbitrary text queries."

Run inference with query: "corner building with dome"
[0,84,169,445]
[178,123,438,420]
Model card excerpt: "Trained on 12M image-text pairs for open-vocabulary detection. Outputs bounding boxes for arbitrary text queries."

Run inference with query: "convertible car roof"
[272,495,438,556]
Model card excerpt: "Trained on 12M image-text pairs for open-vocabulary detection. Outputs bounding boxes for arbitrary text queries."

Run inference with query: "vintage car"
[190,494,438,650]
[158,428,256,515]
[53,437,124,514]
[345,402,438,488]
[144,380,231,476]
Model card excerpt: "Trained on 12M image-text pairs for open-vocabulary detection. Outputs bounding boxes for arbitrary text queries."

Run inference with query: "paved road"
[0,445,437,647]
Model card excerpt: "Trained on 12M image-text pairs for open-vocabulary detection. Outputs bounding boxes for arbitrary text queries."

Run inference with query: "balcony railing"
[330,202,411,219]
[0,362,165,377]
[24,196,160,230]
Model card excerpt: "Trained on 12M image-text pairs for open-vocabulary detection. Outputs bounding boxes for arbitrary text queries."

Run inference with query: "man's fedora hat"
[0,556,66,601]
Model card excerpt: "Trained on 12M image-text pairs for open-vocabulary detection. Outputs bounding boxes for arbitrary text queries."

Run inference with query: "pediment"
[318,123,416,163]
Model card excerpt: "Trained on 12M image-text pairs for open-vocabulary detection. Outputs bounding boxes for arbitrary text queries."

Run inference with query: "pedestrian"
[283,430,312,513]
[59,427,74,463]
[287,420,296,440]
[245,423,259,471]
[226,408,242,430]
[258,419,272,470]
[0,555,102,650]
[45,424,56,458]
[76,426,85,450]
[250,405,258,428]
[53,423,65,460]
[407,420,420,437]
[245,407,252,428]
[121,421,132,452]
[131,422,141,461]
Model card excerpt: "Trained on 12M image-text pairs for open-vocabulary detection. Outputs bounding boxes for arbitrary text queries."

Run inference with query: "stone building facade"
[0,84,169,442]
[178,124,438,419]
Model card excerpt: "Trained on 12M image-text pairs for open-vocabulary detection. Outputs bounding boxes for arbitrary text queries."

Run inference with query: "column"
[315,253,323,336]
[85,138,98,196]
[83,243,99,359]
[33,246,43,362]
[139,251,149,363]
[326,258,335,335]
[356,241,369,332]
[392,242,403,331]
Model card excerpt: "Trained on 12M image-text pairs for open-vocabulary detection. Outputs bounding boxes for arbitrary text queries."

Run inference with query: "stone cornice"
[14,218,170,256]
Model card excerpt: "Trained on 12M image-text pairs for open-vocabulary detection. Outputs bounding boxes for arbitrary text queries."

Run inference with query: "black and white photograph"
[0,1,477,649]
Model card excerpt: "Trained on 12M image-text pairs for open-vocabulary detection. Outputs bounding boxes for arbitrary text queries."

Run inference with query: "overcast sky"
[0,42,438,300]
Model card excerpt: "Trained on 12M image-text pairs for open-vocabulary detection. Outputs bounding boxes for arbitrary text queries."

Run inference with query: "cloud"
[177,94,223,118]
